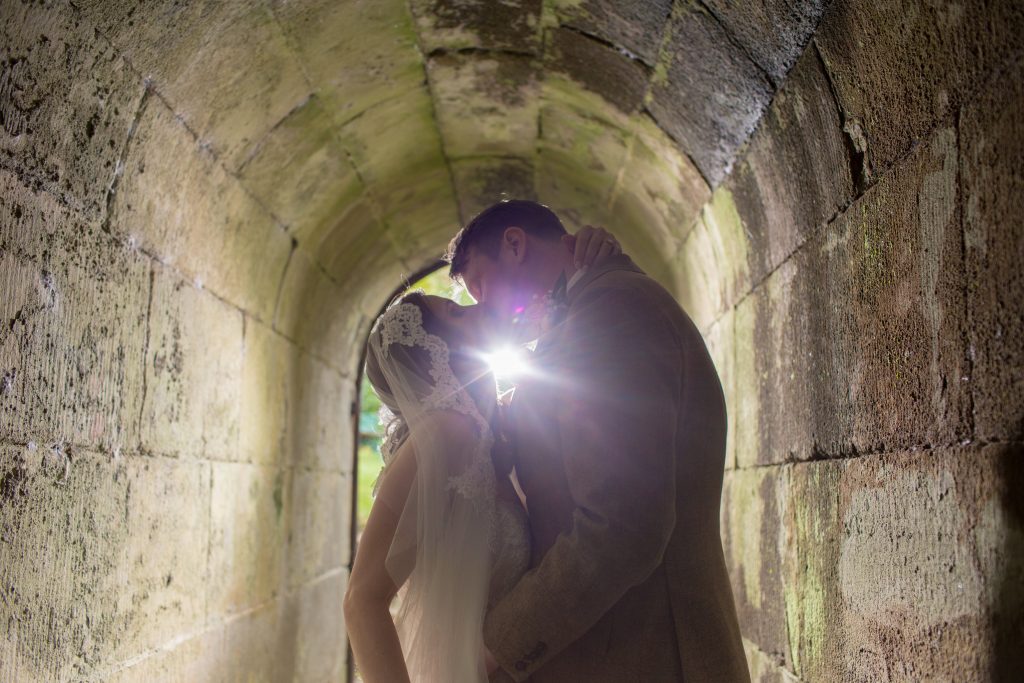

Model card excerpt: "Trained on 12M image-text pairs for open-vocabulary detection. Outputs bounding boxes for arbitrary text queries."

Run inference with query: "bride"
[344,228,619,682]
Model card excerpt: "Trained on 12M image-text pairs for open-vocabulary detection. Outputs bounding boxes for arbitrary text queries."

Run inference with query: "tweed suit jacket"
[484,255,750,682]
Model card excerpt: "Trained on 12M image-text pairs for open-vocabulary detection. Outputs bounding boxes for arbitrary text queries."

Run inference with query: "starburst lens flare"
[483,346,529,381]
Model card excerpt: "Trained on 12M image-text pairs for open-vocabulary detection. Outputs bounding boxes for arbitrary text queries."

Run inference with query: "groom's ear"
[501,226,528,264]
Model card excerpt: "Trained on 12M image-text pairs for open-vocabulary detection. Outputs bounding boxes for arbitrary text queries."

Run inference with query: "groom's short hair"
[445,200,567,281]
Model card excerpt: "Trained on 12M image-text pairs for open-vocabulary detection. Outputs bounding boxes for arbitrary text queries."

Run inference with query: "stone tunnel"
[1,0,1022,680]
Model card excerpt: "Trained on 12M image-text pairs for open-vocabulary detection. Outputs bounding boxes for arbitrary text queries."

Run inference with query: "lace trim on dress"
[369,302,498,547]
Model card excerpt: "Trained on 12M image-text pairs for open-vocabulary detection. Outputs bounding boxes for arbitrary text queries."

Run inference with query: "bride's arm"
[343,435,416,683]
[343,410,484,683]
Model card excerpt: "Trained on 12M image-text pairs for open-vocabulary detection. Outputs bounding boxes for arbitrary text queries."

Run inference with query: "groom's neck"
[535,242,577,294]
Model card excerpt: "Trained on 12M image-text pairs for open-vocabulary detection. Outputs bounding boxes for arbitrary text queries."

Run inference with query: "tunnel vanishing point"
[1,0,1022,681]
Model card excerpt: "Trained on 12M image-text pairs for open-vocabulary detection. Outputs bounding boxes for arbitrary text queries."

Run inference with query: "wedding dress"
[366,300,530,682]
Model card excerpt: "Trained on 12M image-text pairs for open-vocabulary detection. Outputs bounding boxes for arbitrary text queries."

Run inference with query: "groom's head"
[445,200,571,321]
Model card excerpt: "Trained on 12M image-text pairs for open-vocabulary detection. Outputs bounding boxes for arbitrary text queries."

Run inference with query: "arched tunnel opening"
[1,0,1022,681]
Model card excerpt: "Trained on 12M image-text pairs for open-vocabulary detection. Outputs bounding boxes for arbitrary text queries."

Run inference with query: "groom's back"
[508,255,749,682]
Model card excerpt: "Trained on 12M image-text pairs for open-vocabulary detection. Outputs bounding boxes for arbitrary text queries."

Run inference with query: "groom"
[445,200,750,682]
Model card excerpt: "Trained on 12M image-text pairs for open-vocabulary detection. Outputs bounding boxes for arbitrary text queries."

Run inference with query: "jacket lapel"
[532,254,645,356]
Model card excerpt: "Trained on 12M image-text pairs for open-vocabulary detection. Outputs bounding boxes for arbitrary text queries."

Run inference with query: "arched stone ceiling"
[72,0,826,300]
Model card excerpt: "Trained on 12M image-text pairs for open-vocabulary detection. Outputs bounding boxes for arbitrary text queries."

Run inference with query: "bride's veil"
[365,297,498,683]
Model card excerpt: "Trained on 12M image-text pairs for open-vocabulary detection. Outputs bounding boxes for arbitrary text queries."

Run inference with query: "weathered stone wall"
[678,1,1024,679]
[1,1,354,679]
[1,0,1021,681]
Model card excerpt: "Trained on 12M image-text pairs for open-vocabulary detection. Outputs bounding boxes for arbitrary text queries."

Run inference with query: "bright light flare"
[482,346,529,380]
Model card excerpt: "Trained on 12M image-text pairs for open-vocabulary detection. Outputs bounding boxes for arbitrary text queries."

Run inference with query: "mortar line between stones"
[555,23,649,67]
[426,44,537,59]
[204,460,214,630]
[134,242,355,381]
[97,564,350,678]
[234,92,315,176]
[271,237,298,331]
[640,5,712,189]
[812,39,871,196]
[405,0,468,230]
[74,1,291,235]
[265,0,415,274]
[100,84,151,235]
[135,264,155,453]
[531,10,551,199]
[695,0,774,89]
[741,636,805,682]
[952,105,977,444]
[729,437,1021,473]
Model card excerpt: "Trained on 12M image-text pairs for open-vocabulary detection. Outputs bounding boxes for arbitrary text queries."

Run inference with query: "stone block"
[0,446,130,681]
[337,91,461,242]
[553,0,673,66]
[816,0,1024,176]
[731,289,765,468]
[289,571,349,683]
[237,95,363,240]
[547,27,649,114]
[832,444,1023,680]
[270,0,423,125]
[208,462,287,618]
[303,197,382,275]
[0,171,148,451]
[770,445,1024,680]
[286,471,352,588]
[376,167,462,251]
[103,625,226,683]
[726,47,853,285]
[534,87,630,235]
[648,2,773,185]
[816,126,970,455]
[674,187,750,333]
[703,0,827,85]
[221,598,297,683]
[274,245,373,372]
[733,124,971,466]
[733,254,829,468]
[409,0,542,54]
[612,111,710,243]
[1,446,213,678]
[142,266,243,460]
[780,458,844,681]
[240,319,293,466]
[960,54,1024,441]
[721,466,792,668]
[428,51,541,160]
[0,0,146,219]
[701,187,753,310]
[703,310,736,470]
[451,157,536,221]
[287,351,356,474]
[116,456,212,659]
[110,98,293,322]
[675,217,723,332]
[78,0,309,171]
[611,113,710,283]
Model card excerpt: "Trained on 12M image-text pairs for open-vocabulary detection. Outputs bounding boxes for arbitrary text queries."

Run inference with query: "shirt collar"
[566,266,588,294]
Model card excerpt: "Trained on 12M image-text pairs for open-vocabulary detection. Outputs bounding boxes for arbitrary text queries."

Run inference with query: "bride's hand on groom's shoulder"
[563,224,623,269]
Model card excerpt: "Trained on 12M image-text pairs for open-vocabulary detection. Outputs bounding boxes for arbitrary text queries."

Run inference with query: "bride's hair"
[364,290,495,454]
